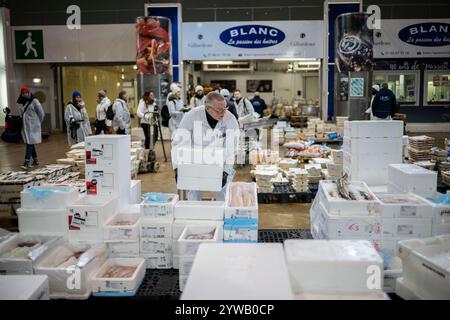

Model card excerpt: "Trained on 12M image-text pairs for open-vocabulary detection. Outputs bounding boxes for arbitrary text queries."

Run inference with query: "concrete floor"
[0,132,312,230]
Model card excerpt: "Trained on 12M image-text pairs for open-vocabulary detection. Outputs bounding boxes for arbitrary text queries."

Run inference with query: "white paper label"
[400,206,417,217]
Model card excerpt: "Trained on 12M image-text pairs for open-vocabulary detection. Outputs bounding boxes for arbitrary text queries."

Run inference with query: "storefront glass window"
[426,73,450,104]
[373,73,417,104]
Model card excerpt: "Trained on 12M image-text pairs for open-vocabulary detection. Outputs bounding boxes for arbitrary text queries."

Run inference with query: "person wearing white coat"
[113,90,131,135]
[137,91,158,149]
[231,89,258,139]
[172,92,240,201]
[17,86,45,169]
[168,87,185,133]
[190,85,206,108]
[64,91,91,146]
[94,90,111,134]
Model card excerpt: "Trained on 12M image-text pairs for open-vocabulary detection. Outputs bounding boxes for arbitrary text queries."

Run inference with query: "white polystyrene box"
[0,275,49,300]
[178,254,195,277]
[174,201,224,220]
[344,120,403,138]
[318,180,381,216]
[225,182,258,219]
[140,238,172,255]
[17,208,67,236]
[142,253,172,269]
[284,240,384,294]
[67,196,118,243]
[177,225,221,256]
[140,193,179,219]
[20,186,79,209]
[413,193,450,236]
[104,213,140,241]
[130,180,141,204]
[181,243,293,300]
[177,174,223,192]
[388,164,437,198]
[396,235,450,300]
[382,218,432,238]
[395,277,423,300]
[140,219,173,239]
[0,235,62,275]
[33,243,107,299]
[172,219,224,241]
[91,257,145,293]
[343,137,403,156]
[376,193,433,219]
[106,240,140,257]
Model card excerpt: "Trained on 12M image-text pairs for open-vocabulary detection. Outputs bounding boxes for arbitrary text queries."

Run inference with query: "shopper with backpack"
[113,90,131,135]
[94,89,112,135]
[371,83,398,120]
[17,86,45,169]
[64,91,91,146]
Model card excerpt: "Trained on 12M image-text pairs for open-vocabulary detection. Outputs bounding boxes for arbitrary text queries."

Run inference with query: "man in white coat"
[113,90,131,135]
[64,91,91,146]
[172,92,240,201]
[17,86,45,169]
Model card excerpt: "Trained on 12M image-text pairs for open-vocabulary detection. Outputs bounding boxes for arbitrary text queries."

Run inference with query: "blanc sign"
[398,22,450,47]
[219,25,286,49]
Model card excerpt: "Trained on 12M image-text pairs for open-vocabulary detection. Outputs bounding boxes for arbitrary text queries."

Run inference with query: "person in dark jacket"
[250,92,267,117]
[371,83,397,120]
[219,89,239,120]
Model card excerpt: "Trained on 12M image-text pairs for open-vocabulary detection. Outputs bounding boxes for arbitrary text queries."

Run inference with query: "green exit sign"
[15,30,44,60]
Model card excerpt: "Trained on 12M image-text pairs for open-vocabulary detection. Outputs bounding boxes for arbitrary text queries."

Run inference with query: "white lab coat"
[64,102,90,146]
[113,98,131,134]
[96,96,111,126]
[168,97,185,132]
[171,106,240,201]
[137,99,157,125]
[233,97,257,139]
[190,95,206,109]
[18,97,44,145]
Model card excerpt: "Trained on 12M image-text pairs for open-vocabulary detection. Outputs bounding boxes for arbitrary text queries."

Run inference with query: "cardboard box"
[174,201,224,220]
[284,240,384,294]
[344,120,403,138]
[181,243,293,300]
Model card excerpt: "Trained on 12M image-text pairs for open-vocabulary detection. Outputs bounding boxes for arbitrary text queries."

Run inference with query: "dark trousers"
[95,119,108,135]
[141,123,158,150]
[25,144,37,161]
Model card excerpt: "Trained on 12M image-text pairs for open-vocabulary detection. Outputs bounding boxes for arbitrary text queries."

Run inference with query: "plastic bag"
[427,191,450,205]
[142,192,172,203]
[27,186,72,199]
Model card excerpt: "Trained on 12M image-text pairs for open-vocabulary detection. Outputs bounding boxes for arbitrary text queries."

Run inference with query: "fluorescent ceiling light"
[203,61,233,65]
[297,62,321,66]
[32,78,41,84]
[297,67,320,71]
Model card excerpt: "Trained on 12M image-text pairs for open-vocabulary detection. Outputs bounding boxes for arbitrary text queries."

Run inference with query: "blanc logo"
[66,5,81,30]
[338,35,361,55]
[66,265,82,290]
[399,23,450,47]
[220,25,286,49]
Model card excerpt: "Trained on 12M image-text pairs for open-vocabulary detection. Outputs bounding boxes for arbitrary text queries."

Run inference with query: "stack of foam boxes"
[173,201,225,270]
[224,182,259,243]
[343,121,403,186]
[177,224,221,291]
[140,193,179,269]
[387,163,438,198]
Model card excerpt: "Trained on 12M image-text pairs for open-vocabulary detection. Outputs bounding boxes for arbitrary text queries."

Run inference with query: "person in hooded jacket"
[17,86,45,169]
[94,89,111,135]
[190,85,206,108]
[64,91,91,146]
[371,83,397,120]
[250,91,267,117]
[167,87,185,132]
[113,90,131,135]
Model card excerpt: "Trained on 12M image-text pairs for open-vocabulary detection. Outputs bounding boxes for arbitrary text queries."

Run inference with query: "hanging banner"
[335,13,374,73]
[136,16,171,75]
[374,19,450,58]
[182,20,324,60]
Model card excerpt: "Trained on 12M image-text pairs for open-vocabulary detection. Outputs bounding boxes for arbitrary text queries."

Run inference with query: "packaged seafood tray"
[0,234,62,275]
[225,182,258,220]
[317,179,381,216]
[106,240,140,257]
[181,243,293,300]
[17,208,67,236]
[91,257,146,296]
[396,235,450,300]
[0,275,50,300]
[34,242,107,299]
[284,239,384,295]
[141,219,173,239]
[174,201,224,221]
[20,186,79,209]
[140,193,179,219]
[0,172,45,203]
[178,225,221,256]
[104,213,140,241]
[223,218,258,243]
[344,120,403,138]
[172,219,224,246]
[376,193,433,219]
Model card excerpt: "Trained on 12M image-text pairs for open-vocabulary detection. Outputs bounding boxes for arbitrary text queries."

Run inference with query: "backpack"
[160,104,171,127]
[106,104,115,121]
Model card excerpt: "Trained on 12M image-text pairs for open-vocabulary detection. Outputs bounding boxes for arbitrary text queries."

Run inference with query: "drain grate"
[258,229,313,243]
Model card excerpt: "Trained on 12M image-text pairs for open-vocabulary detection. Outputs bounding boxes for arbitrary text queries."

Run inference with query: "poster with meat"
[136,16,171,75]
